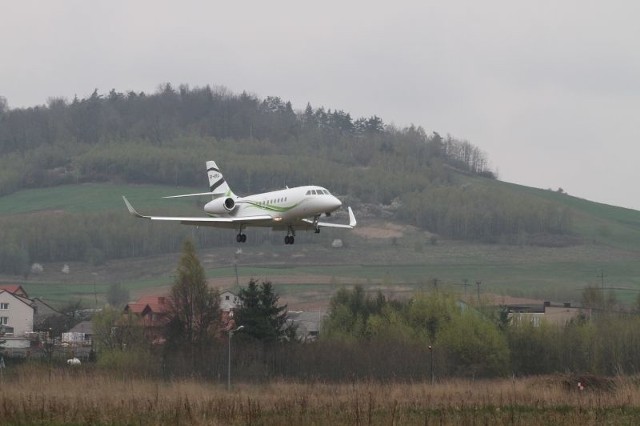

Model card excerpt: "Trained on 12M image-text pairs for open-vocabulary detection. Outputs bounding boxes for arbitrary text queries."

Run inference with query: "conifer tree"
[236,279,294,343]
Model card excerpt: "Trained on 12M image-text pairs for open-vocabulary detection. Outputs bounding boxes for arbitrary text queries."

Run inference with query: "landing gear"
[236,225,247,243]
[313,215,321,234]
[285,226,296,245]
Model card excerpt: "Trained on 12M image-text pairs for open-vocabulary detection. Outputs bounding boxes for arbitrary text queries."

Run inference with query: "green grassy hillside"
[1,180,639,307]
[0,183,205,215]
[3,179,637,251]
[468,177,640,251]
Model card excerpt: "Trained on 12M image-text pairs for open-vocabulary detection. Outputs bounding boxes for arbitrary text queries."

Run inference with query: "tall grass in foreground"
[2,367,640,425]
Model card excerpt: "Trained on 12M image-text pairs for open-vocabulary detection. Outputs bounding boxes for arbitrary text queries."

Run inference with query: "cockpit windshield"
[305,188,331,196]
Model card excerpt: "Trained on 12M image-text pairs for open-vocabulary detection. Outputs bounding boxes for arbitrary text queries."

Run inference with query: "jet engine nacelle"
[205,197,237,214]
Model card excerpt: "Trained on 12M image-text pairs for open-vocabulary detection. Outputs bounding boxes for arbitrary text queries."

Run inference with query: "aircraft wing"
[122,196,273,228]
[300,207,357,230]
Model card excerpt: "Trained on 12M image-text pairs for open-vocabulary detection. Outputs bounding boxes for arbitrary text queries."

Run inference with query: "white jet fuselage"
[205,186,342,225]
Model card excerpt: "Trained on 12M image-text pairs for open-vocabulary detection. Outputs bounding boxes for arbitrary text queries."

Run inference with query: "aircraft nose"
[332,196,342,210]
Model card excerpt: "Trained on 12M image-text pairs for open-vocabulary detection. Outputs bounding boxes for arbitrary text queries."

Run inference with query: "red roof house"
[0,284,29,298]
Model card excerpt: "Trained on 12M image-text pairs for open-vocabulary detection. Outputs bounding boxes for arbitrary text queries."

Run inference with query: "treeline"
[0,86,491,180]
[318,286,640,378]
[89,281,640,382]
[0,86,492,199]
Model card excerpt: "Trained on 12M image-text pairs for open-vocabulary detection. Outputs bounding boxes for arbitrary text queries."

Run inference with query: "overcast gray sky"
[2,1,639,210]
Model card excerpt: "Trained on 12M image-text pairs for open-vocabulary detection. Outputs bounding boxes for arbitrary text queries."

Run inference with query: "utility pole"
[428,345,434,384]
[227,325,244,391]
[476,281,482,306]
[599,269,606,310]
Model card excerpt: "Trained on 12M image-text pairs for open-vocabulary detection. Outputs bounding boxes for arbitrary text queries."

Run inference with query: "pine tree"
[236,279,294,343]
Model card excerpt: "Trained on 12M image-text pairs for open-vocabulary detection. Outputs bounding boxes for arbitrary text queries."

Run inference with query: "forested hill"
[0,84,570,246]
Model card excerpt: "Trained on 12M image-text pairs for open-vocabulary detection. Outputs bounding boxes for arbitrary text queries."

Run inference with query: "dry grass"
[2,367,640,425]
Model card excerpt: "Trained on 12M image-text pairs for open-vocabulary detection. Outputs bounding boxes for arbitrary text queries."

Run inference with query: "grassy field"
[471,176,640,251]
[2,182,640,308]
[12,240,640,309]
[1,367,640,425]
[0,182,206,215]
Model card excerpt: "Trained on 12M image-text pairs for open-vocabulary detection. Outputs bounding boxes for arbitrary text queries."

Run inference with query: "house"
[287,310,327,342]
[124,296,171,343]
[124,296,170,327]
[507,301,585,327]
[220,291,241,312]
[0,284,29,298]
[62,321,93,345]
[122,292,244,339]
[0,288,35,348]
[219,291,242,330]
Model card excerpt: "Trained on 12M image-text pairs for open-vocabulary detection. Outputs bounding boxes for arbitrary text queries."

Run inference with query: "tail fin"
[206,161,233,197]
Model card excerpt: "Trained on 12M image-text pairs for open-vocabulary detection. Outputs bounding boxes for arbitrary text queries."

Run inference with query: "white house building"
[220,291,241,312]
[0,288,35,349]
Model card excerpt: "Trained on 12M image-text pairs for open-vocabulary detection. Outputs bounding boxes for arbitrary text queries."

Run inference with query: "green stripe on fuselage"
[245,200,300,213]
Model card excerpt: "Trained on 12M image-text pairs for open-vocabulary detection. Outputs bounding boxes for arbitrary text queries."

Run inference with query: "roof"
[0,284,28,298]
[288,310,327,335]
[137,296,169,313]
[69,321,93,334]
[124,303,147,314]
[124,296,170,315]
[32,298,61,317]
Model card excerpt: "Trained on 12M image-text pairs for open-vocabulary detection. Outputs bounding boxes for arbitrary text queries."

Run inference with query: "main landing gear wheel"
[236,234,247,243]
[284,235,295,245]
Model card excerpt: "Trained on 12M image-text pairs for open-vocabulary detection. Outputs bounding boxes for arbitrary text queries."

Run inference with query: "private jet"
[122,160,356,244]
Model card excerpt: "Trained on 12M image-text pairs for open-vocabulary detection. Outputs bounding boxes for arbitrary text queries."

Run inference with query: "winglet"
[122,196,146,219]
[348,206,357,228]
